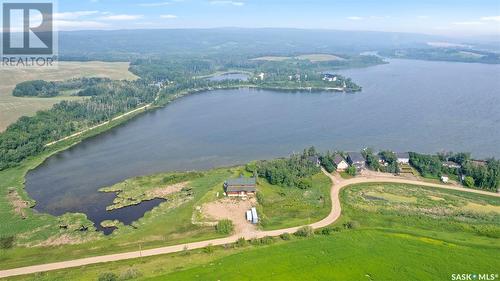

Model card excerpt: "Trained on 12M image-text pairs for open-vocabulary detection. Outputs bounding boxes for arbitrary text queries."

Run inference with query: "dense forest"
[379,48,500,64]
[13,78,112,97]
[246,147,321,189]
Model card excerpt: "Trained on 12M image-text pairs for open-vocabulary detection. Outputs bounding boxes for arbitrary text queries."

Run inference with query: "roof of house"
[396,152,410,159]
[307,156,320,163]
[225,177,257,192]
[226,177,256,186]
[333,154,346,165]
[348,152,365,163]
[443,161,461,167]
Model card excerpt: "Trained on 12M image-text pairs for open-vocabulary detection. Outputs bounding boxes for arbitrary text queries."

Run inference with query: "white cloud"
[210,1,244,6]
[54,11,99,20]
[452,21,484,25]
[347,16,363,20]
[55,20,108,29]
[139,2,172,7]
[99,14,144,20]
[417,15,429,19]
[160,14,178,19]
[480,16,500,22]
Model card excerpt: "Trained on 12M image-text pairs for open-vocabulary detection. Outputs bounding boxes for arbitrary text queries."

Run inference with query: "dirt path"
[1,170,498,278]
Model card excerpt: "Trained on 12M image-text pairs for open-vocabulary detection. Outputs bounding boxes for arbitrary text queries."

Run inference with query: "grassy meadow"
[0,61,137,131]
[257,173,331,230]
[5,182,499,280]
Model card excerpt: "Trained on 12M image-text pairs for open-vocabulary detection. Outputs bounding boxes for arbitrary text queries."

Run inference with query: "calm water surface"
[26,59,500,230]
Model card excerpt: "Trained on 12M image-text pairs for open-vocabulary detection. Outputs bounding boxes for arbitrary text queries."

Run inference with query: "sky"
[2,0,500,37]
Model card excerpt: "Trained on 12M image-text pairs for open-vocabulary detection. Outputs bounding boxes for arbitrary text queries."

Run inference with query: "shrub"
[343,221,359,229]
[294,226,314,237]
[203,244,214,254]
[346,166,357,176]
[0,236,14,249]
[319,227,340,235]
[119,268,142,280]
[216,219,234,235]
[98,272,118,281]
[279,232,292,240]
[235,237,247,247]
[297,178,313,190]
[260,236,275,245]
[464,176,475,188]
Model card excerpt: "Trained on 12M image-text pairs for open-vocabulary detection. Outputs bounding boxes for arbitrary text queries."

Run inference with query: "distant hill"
[58,28,444,61]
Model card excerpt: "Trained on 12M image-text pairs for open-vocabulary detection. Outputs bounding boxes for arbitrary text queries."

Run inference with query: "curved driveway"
[1,170,498,278]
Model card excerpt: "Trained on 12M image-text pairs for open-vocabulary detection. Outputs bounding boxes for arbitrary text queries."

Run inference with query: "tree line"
[0,80,157,170]
[410,152,499,192]
[13,78,112,97]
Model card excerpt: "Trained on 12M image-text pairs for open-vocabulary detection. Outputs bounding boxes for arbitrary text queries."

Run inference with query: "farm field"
[6,182,499,280]
[0,61,137,131]
[251,53,345,62]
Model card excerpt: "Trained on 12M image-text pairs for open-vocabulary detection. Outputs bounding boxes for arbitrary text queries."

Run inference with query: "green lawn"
[257,173,331,230]
[152,230,498,281]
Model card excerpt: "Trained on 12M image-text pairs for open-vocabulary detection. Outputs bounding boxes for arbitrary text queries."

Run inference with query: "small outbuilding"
[396,152,410,164]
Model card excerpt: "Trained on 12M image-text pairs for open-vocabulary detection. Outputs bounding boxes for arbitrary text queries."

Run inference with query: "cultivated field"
[252,53,345,62]
[0,61,137,131]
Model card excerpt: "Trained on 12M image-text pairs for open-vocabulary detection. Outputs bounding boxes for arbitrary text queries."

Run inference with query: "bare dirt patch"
[201,198,258,236]
[147,182,189,198]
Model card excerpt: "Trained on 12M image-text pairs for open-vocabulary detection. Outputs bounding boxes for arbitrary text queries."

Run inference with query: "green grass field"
[0,61,137,131]
[257,173,331,230]
[6,182,499,281]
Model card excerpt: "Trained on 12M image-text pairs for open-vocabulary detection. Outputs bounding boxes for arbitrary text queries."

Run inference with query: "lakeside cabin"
[224,177,257,197]
[333,154,349,171]
[347,152,366,171]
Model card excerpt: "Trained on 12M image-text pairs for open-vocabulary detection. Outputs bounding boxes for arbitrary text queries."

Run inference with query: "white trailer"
[246,210,252,222]
[251,207,258,224]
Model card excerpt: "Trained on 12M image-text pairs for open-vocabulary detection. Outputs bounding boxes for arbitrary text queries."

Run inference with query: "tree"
[346,166,357,176]
[464,176,475,188]
[216,219,234,235]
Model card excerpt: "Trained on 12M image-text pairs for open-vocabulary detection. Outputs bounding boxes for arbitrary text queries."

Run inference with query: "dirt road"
[1,170,498,278]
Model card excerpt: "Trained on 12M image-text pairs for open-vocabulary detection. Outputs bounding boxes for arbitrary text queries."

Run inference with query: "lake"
[25,59,500,231]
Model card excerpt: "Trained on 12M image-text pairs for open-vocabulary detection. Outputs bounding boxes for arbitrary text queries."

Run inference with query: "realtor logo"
[2,2,53,54]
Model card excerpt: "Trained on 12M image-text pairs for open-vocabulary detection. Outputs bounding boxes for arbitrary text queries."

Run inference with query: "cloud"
[210,1,245,6]
[55,20,109,29]
[99,14,144,20]
[417,15,429,19]
[54,11,99,20]
[480,16,500,22]
[139,2,172,7]
[452,21,484,25]
[160,14,178,19]
[347,16,363,20]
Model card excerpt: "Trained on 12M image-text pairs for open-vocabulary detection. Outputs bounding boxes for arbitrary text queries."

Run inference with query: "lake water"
[25,59,500,230]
